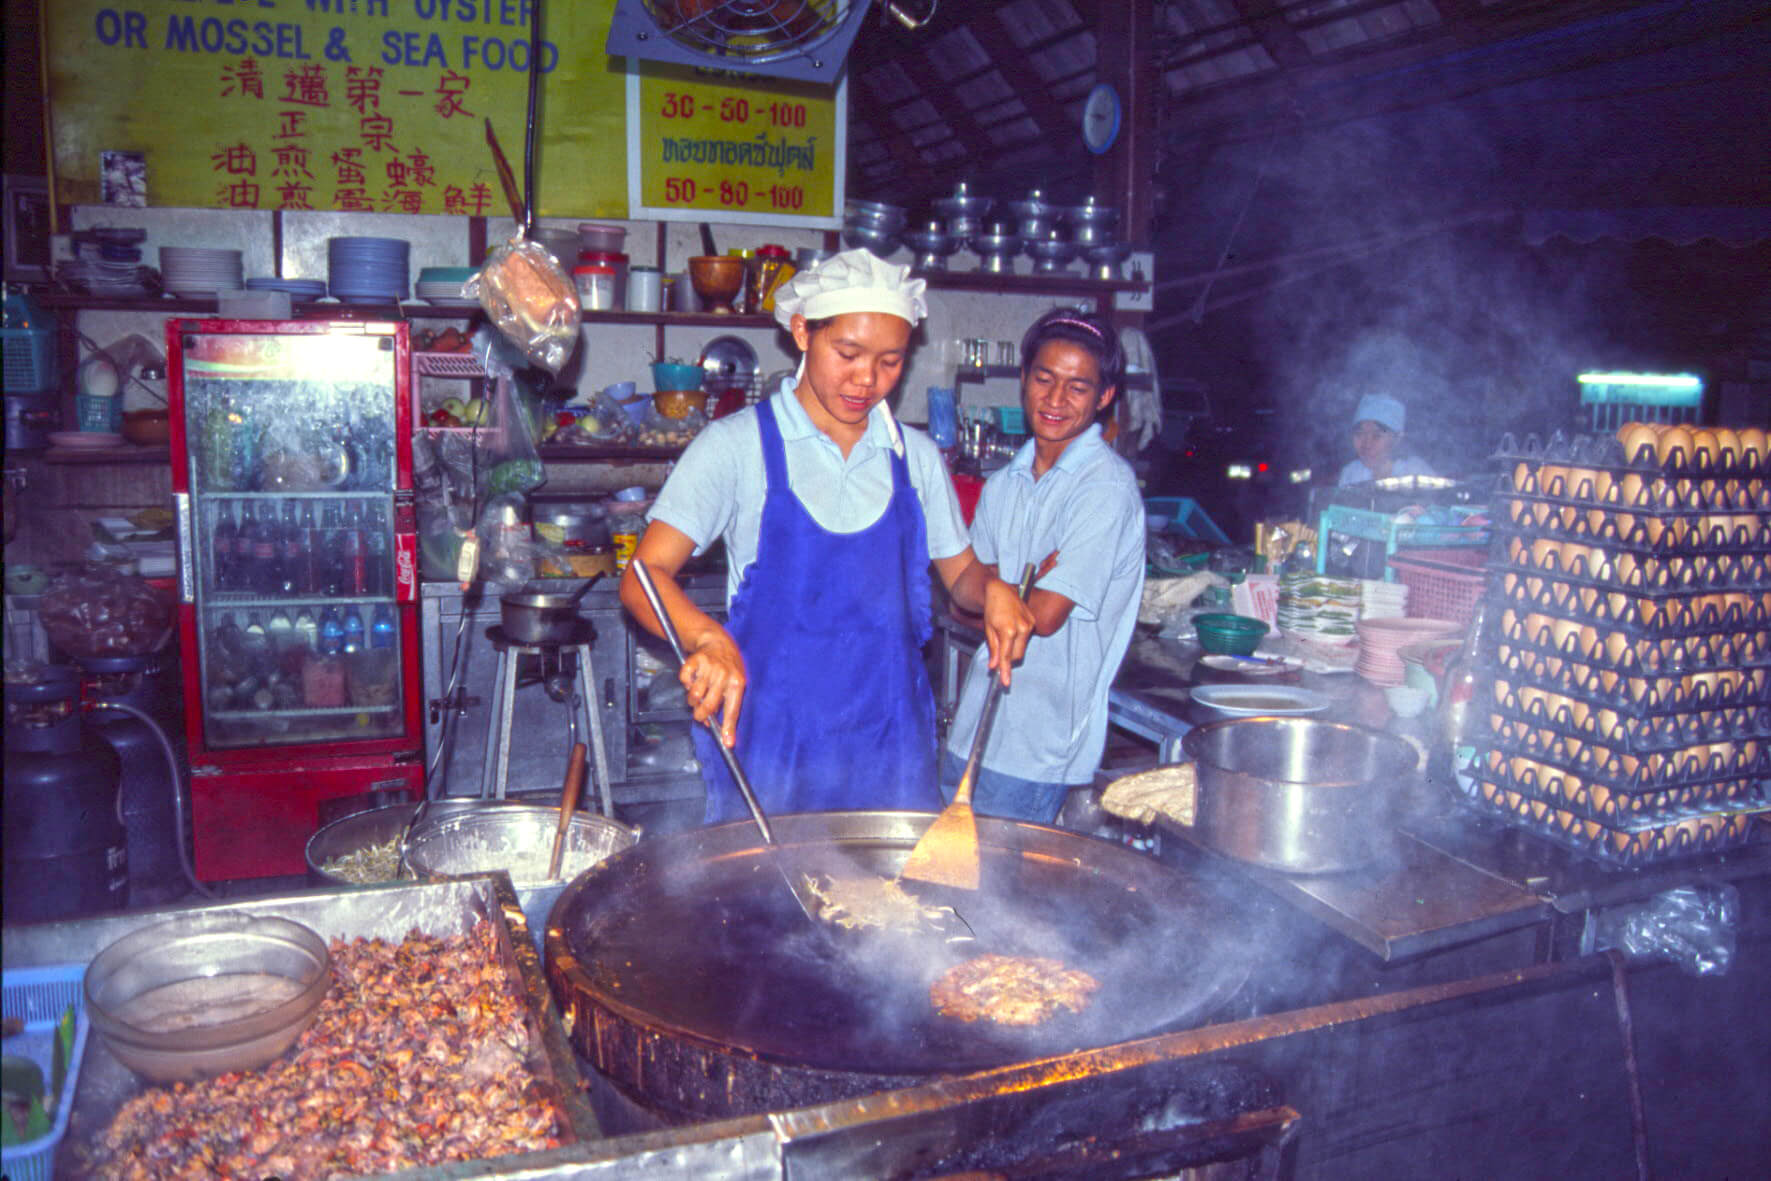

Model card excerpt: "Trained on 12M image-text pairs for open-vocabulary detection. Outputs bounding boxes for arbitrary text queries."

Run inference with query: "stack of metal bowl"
[970,220,1022,275]
[931,181,994,250]
[903,218,961,272]
[1064,196,1135,279]
[842,199,907,257]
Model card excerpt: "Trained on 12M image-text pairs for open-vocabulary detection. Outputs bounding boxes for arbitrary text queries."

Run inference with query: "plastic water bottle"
[318,607,344,655]
[294,607,318,652]
[342,607,365,654]
[370,603,396,649]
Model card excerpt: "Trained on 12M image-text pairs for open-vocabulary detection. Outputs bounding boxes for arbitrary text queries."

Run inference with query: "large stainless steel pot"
[1180,716,1416,874]
[499,581,594,644]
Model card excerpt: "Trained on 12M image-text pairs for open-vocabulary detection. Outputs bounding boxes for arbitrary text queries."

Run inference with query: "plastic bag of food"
[1590,884,1739,976]
[38,563,174,658]
[464,238,580,374]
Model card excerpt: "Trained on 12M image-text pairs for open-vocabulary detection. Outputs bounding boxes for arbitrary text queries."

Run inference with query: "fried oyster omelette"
[930,954,1100,1026]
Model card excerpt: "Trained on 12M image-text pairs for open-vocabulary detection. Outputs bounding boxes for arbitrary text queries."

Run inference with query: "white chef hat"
[772,248,928,331]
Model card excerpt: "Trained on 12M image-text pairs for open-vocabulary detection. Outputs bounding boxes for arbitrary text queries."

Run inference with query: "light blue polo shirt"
[648,379,971,605]
[945,425,1145,785]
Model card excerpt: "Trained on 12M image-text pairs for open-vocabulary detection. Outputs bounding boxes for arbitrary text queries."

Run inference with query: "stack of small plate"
[1275,574,1361,644]
[1354,616,1463,686]
[415,266,478,307]
[327,237,410,304]
[160,247,244,297]
[1359,579,1410,620]
[245,277,327,301]
[58,257,156,298]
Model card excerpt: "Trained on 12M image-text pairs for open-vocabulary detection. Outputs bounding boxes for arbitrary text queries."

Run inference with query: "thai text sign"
[44,0,629,217]
[628,61,843,229]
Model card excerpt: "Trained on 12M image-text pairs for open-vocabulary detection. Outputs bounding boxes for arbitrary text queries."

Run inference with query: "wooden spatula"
[547,742,587,881]
[900,562,1039,890]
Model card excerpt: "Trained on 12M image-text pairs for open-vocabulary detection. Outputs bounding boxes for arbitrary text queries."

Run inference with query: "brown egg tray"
[1475,737,1766,821]
[1483,700,1769,782]
[1459,766,1766,867]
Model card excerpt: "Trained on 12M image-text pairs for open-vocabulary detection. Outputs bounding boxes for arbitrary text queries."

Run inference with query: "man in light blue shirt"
[942,307,1146,823]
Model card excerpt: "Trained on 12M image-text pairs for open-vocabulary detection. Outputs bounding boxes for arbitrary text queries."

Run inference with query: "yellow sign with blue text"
[627,60,843,230]
[43,1,634,217]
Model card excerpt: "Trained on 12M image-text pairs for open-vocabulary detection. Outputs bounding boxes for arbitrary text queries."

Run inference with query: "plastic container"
[1387,548,1489,625]
[577,249,627,307]
[573,264,617,310]
[578,222,627,254]
[1194,612,1269,655]
[1,964,90,1181]
[84,912,331,1082]
[627,264,663,312]
[2,325,57,393]
[992,405,1027,435]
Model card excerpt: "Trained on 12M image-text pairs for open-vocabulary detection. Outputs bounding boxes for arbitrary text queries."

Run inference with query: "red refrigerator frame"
[168,318,423,879]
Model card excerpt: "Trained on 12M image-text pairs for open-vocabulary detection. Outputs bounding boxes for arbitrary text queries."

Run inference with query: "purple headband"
[1047,316,1105,338]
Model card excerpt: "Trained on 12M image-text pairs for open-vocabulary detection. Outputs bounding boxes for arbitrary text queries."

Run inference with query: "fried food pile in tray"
[930,954,1101,1027]
[87,922,561,1180]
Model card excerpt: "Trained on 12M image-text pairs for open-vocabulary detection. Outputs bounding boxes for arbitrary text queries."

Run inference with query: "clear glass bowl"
[84,912,330,1082]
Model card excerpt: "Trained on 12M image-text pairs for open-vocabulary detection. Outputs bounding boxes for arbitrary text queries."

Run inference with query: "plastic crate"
[2,327,57,393]
[1143,496,1230,545]
[1,964,91,1181]
[1387,548,1489,626]
[991,404,1027,435]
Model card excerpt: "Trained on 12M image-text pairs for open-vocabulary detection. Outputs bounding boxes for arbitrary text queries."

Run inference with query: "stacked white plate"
[414,266,478,307]
[160,247,244,297]
[246,277,327,300]
[1359,579,1410,620]
[1275,573,1361,644]
[1354,616,1463,686]
[327,236,409,304]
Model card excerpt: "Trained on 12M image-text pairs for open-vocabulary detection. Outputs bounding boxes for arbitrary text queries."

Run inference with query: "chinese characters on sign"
[46,1,629,217]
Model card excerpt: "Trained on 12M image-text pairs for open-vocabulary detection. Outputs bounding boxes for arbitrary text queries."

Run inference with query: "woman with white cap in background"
[1337,393,1437,486]
[619,249,1037,822]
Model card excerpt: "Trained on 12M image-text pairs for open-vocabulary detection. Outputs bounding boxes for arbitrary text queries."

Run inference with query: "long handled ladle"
[629,560,825,925]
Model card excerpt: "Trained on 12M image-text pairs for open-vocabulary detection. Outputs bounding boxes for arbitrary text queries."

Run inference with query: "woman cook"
[619,249,1036,822]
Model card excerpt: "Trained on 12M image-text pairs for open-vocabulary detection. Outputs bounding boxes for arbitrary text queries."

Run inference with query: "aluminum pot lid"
[700,334,759,391]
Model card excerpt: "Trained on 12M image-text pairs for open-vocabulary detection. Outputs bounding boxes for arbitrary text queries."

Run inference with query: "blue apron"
[695,399,941,822]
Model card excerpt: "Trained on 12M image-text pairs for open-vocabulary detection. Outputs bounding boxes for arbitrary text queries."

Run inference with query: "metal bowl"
[844,199,907,230]
[932,181,992,220]
[970,232,1021,273]
[405,805,638,890]
[305,801,420,885]
[1027,238,1079,273]
[841,223,902,256]
[903,230,959,271]
[1182,717,1417,874]
[84,912,331,1082]
[1083,240,1135,280]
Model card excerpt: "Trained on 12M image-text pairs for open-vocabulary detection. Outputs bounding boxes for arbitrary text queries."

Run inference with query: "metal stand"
[480,624,614,816]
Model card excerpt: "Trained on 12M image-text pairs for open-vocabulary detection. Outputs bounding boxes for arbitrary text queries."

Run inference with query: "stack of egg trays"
[1460,430,1770,865]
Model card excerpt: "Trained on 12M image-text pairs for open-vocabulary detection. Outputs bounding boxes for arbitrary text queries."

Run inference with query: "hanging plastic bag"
[464,238,581,374]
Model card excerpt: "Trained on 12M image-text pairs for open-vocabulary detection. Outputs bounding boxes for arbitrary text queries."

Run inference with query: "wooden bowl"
[122,409,171,446]
[688,255,746,313]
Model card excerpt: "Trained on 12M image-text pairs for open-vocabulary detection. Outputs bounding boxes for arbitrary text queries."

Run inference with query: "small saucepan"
[500,577,596,644]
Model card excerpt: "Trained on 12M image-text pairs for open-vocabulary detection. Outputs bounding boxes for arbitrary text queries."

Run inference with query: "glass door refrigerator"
[168,319,422,879]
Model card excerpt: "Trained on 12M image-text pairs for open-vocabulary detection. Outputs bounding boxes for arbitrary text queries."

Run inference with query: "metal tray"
[1,875,599,1177]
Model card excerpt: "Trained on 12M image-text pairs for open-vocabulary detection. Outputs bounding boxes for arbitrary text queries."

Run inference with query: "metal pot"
[499,582,594,644]
[1180,716,1416,874]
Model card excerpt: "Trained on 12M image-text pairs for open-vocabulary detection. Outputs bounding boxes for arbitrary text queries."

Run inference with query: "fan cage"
[643,0,849,63]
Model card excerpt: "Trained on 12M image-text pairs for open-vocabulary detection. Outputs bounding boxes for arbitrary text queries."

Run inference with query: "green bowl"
[651,362,704,392]
[1194,612,1269,655]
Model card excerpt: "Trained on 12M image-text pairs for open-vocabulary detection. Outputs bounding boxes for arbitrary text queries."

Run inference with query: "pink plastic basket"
[1388,548,1488,626]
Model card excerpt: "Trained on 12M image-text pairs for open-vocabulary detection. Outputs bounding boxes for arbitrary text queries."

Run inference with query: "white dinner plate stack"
[327,236,410,304]
[245,277,328,301]
[159,247,244,297]
[1359,579,1410,620]
[414,266,478,307]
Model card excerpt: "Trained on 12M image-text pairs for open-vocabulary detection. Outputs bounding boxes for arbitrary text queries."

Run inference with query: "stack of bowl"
[932,181,992,245]
[1354,616,1463,686]
[842,199,907,257]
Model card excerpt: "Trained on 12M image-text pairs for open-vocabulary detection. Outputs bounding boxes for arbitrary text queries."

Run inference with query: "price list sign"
[43,0,629,217]
[627,61,844,229]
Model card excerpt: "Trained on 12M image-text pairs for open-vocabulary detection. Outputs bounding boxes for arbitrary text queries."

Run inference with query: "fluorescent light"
[1227,464,1252,480]
[1289,468,1312,484]
[1577,372,1703,407]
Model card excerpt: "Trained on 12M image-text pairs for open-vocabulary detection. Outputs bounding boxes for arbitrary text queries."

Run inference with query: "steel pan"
[546,811,1257,1120]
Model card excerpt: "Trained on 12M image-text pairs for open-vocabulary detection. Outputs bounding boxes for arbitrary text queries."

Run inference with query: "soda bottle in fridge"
[342,500,366,595]
[248,501,278,595]
[318,606,345,655]
[370,603,396,649]
[363,502,391,595]
[342,607,365,654]
[278,502,307,595]
[212,501,238,590]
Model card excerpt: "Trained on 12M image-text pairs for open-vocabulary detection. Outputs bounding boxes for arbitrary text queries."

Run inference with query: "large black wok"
[545,811,1256,1120]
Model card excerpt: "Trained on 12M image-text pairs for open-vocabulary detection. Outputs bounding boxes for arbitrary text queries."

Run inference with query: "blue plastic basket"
[2,964,91,1181]
[1143,496,1230,545]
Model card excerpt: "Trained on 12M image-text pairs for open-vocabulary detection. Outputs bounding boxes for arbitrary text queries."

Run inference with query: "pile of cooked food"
[86,923,561,1180]
[317,835,404,884]
[931,954,1101,1027]
[802,872,951,933]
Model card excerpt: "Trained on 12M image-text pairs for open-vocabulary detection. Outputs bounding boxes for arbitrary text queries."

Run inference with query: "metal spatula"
[629,560,823,925]
[900,562,1039,891]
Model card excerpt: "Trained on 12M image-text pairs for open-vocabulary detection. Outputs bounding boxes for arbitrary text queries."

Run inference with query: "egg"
[1619,470,1650,509]
[1512,460,1537,493]
[1618,422,1658,464]
[1530,538,1560,571]
[1690,427,1720,469]
[1657,424,1694,466]
[1538,462,1569,499]
[1737,425,1767,465]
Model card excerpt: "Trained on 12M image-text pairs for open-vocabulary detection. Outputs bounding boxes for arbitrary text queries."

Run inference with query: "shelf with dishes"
[35,292,774,329]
